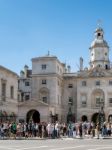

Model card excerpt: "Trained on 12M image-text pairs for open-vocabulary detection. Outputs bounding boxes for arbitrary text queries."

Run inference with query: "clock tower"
[89,27,110,70]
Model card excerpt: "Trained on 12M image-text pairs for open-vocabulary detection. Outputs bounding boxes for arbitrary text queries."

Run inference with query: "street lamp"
[50,111,57,138]
[98,100,105,130]
[67,99,73,123]
[52,114,57,139]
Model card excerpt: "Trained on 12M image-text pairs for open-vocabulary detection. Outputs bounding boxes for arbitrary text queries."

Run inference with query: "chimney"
[80,57,83,71]
[20,70,24,78]
[67,65,71,73]
[24,65,29,78]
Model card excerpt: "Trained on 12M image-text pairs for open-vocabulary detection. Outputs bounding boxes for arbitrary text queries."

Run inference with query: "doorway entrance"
[91,113,99,124]
[26,110,40,123]
[81,115,88,122]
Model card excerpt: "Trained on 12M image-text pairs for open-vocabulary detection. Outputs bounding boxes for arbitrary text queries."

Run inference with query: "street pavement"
[0,138,112,150]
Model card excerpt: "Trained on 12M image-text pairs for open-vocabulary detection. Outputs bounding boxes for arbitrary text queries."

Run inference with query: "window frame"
[109,98,112,103]
[68,84,73,88]
[81,95,87,106]
[96,81,100,86]
[25,95,30,101]
[42,97,47,103]
[41,64,47,70]
[82,81,87,86]
[109,80,112,86]
[1,82,6,101]
[10,86,14,99]
[25,81,30,86]
[68,97,73,105]
[42,79,47,84]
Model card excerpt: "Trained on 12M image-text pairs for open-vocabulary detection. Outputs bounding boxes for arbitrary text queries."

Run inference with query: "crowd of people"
[0,121,112,139]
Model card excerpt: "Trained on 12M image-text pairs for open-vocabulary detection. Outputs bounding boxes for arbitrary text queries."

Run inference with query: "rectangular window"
[82,81,86,86]
[68,97,73,105]
[1,83,6,101]
[43,97,47,103]
[109,81,112,85]
[10,86,14,99]
[96,81,100,86]
[25,95,30,101]
[21,92,24,102]
[96,98,100,107]
[18,94,20,101]
[68,84,73,88]
[81,95,87,106]
[42,64,46,70]
[42,80,46,84]
[58,95,60,104]
[109,98,112,103]
[57,66,59,72]
[25,81,30,86]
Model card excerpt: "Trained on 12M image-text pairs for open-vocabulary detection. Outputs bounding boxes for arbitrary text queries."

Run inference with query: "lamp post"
[50,111,56,138]
[67,100,73,123]
[52,114,56,139]
[98,100,105,131]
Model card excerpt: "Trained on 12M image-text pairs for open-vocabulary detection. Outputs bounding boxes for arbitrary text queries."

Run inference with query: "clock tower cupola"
[89,27,110,70]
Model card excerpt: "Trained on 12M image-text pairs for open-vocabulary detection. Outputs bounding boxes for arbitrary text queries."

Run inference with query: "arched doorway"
[81,115,88,122]
[26,110,40,123]
[91,113,99,124]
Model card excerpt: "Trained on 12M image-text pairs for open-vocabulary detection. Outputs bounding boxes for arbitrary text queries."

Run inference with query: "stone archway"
[81,115,88,122]
[26,110,40,123]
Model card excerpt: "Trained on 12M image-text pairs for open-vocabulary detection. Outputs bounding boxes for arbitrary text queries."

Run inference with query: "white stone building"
[18,26,112,123]
[77,27,112,123]
[0,65,18,122]
[18,55,66,123]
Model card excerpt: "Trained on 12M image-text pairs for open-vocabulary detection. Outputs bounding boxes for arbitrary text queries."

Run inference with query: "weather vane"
[97,19,102,27]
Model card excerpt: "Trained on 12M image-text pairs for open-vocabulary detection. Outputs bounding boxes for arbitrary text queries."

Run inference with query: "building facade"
[17,26,112,123]
[76,27,112,123]
[0,65,18,122]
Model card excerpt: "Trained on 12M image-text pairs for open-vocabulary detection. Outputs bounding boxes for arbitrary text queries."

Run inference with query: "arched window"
[39,87,49,103]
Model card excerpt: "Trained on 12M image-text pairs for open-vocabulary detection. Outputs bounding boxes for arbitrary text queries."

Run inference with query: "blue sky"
[0,0,112,74]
